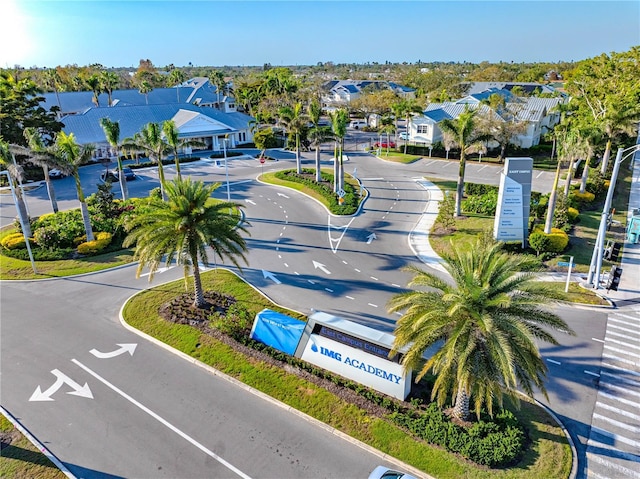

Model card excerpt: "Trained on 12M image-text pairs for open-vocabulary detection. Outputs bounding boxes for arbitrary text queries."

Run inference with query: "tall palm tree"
[438,106,492,217]
[208,70,226,109]
[138,80,152,105]
[86,74,101,107]
[278,102,307,174]
[53,132,95,241]
[168,69,186,102]
[398,99,424,154]
[597,105,639,175]
[0,140,32,237]
[123,178,249,308]
[378,117,396,157]
[307,99,332,183]
[21,127,62,213]
[122,122,171,200]
[100,70,119,107]
[99,118,128,200]
[388,236,574,420]
[162,120,205,180]
[329,108,348,192]
[43,68,62,111]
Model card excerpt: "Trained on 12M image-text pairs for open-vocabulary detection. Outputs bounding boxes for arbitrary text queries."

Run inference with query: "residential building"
[321,80,415,109]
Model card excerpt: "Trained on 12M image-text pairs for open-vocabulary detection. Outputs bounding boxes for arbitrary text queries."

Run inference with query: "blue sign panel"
[250,309,305,356]
[558,261,571,267]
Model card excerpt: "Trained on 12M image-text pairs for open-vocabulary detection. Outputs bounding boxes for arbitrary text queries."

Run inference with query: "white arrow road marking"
[312,261,331,275]
[140,265,174,278]
[262,269,281,284]
[366,232,377,244]
[70,359,252,479]
[90,343,137,359]
[277,192,289,198]
[29,369,93,402]
[245,199,256,205]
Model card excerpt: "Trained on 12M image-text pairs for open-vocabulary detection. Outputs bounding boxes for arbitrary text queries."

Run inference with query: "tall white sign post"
[493,157,533,248]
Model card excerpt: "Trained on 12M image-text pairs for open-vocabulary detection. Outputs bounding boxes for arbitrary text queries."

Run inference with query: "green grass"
[0,415,67,479]
[373,150,422,163]
[121,269,572,479]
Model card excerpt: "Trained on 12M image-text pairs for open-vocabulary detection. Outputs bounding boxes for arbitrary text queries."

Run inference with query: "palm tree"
[99,118,128,200]
[43,68,62,111]
[21,127,62,213]
[278,102,307,174]
[329,108,348,192]
[597,105,639,175]
[86,74,101,107]
[0,140,32,237]
[208,70,226,109]
[100,70,119,107]
[307,99,332,183]
[378,117,396,157]
[53,132,95,241]
[123,178,249,308]
[388,236,575,420]
[138,80,152,105]
[162,120,205,180]
[168,69,186,102]
[398,99,423,154]
[122,122,171,200]
[438,106,492,217]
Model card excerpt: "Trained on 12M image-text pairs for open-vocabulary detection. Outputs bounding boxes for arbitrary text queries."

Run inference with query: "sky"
[1,0,639,69]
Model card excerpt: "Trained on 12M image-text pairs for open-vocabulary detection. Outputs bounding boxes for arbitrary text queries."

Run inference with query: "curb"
[117,269,433,479]
[0,405,77,479]
[533,399,579,479]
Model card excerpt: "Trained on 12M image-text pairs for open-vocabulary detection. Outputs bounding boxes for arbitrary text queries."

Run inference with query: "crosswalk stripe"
[590,425,640,449]
[601,371,640,388]
[603,345,640,360]
[593,413,640,433]
[587,447,640,477]
[603,353,637,367]
[595,401,640,421]
[602,362,640,379]
[599,390,640,408]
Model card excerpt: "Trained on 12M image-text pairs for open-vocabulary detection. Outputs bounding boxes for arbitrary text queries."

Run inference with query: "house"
[321,80,415,109]
[408,88,564,149]
[460,81,562,97]
[60,104,254,160]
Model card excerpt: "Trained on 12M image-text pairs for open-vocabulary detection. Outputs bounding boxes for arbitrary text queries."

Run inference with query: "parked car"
[374,140,396,148]
[349,119,367,129]
[118,167,136,181]
[48,168,65,179]
[367,465,417,479]
[101,167,136,182]
[399,131,409,140]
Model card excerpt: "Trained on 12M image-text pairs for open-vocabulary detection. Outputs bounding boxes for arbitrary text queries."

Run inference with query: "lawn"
[121,269,572,479]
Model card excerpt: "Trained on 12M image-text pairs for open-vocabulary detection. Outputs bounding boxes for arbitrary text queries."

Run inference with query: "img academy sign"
[493,157,533,245]
[300,334,410,400]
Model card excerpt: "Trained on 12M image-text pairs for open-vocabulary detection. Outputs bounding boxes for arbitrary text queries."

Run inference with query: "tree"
[278,102,307,174]
[329,109,348,192]
[208,70,226,109]
[168,69,186,102]
[43,68,62,111]
[478,96,528,162]
[138,80,152,105]
[0,140,32,237]
[100,70,119,107]
[0,72,63,146]
[123,178,249,308]
[21,127,63,213]
[388,236,574,420]
[398,98,423,154]
[162,120,205,180]
[86,74,101,107]
[99,118,128,200]
[378,117,396,156]
[438,106,492,217]
[53,132,95,241]
[122,122,171,200]
[307,99,332,182]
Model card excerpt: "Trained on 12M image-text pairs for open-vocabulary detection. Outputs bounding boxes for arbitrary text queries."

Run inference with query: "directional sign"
[30,369,93,402]
[262,269,281,284]
[337,189,346,198]
[312,261,331,275]
[558,261,571,267]
[90,343,137,359]
[366,232,377,244]
[259,156,266,164]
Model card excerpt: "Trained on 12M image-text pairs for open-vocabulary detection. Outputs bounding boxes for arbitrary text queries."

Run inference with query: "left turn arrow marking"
[29,369,93,402]
[90,343,137,359]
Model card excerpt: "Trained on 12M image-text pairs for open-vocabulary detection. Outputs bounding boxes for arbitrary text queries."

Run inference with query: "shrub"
[552,192,570,232]
[436,191,455,230]
[462,189,498,215]
[567,207,580,223]
[77,232,113,255]
[1,232,28,250]
[32,210,85,249]
[570,191,595,205]
[465,183,498,196]
[530,226,569,254]
[33,226,63,249]
[528,231,551,256]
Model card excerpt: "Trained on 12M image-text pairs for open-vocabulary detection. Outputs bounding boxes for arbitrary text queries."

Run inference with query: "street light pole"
[586,144,640,288]
[1,170,37,273]
[223,134,230,202]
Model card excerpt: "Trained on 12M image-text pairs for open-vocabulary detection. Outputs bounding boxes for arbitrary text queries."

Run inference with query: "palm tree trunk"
[192,260,205,308]
[117,157,129,201]
[157,162,167,201]
[580,158,590,193]
[42,166,59,213]
[453,385,470,420]
[15,196,32,238]
[333,141,339,193]
[454,154,466,217]
[544,162,562,234]
[339,139,345,191]
[563,158,575,196]
[295,134,302,175]
[80,201,94,242]
[600,139,612,175]
[315,145,321,182]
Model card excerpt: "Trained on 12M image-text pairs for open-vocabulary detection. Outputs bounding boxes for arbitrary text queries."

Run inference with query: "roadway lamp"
[586,144,640,289]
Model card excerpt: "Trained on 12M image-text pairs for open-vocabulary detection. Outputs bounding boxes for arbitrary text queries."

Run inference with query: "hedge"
[77,232,113,255]
[530,226,569,254]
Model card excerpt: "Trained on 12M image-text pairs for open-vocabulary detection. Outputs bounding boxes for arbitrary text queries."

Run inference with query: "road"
[1,145,613,478]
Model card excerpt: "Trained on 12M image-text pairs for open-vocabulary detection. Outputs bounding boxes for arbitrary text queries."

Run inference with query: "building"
[321,80,416,109]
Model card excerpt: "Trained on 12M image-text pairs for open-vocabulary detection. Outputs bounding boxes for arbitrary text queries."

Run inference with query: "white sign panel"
[494,157,533,244]
[300,334,410,400]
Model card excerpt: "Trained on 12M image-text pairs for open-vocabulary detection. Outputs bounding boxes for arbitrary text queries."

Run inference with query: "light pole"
[223,134,230,201]
[1,170,37,273]
[586,144,640,289]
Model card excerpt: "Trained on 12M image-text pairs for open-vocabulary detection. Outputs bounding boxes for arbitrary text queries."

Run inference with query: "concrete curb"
[0,405,77,479]
[533,399,579,479]
[117,268,433,479]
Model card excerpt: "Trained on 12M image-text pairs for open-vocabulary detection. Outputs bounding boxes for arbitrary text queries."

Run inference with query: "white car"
[399,131,409,141]
[367,465,418,479]
[48,168,64,179]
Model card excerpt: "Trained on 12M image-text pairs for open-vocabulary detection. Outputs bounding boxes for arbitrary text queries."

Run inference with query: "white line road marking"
[71,359,252,479]
[593,413,640,434]
[283,263,289,268]
[599,390,640,408]
[601,371,640,388]
[395,312,402,316]
[370,276,378,281]
[604,344,640,360]
[478,165,488,172]
[596,401,640,422]
[308,279,316,284]
[607,331,640,342]
[90,344,137,359]
[345,296,354,300]
[325,288,333,293]
[262,270,281,284]
[30,369,93,402]
[294,272,299,275]
[342,260,348,264]
[602,362,640,379]
[245,199,256,206]
[590,425,640,449]
[536,171,544,179]
[604,337,640,351]
[584,370,600,377]
[615,313,640,321]
[368,303,378,308]
[312,261,331,275]
[546,358,561,365]
[603,353,636,366]
[592,338,605,343]
[277,192,289,198]
[587,445,640,475]
[354,268,361,273]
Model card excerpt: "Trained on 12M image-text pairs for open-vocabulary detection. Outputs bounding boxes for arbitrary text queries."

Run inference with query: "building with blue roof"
[321,80,416,109]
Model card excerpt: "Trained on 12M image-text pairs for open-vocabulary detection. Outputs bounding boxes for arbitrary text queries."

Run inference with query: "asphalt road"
[1,145,604,478]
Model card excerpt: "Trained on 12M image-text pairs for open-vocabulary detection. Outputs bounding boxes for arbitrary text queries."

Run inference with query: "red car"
[374,140,396,148]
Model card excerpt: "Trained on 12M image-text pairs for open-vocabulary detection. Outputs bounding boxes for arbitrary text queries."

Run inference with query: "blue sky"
[2,0,639,68]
